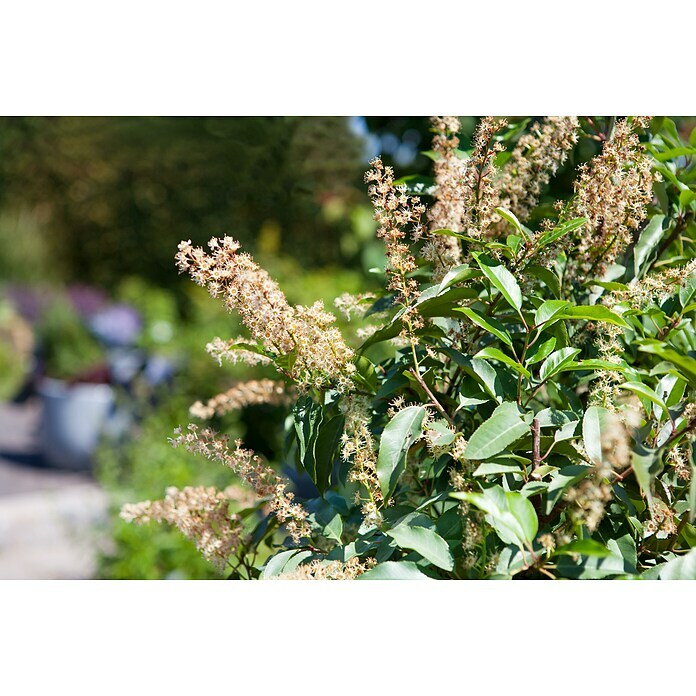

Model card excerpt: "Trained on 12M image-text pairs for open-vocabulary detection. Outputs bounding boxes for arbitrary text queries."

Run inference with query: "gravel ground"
[0,400,109,579]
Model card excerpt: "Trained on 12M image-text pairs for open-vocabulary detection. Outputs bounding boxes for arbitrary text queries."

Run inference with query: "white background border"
[2,1,695,693]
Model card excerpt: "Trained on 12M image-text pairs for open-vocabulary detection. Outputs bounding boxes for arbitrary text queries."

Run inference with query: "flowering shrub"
[122,117,696,579]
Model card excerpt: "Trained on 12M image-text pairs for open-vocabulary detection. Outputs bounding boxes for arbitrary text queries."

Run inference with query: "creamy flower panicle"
[566,117,656,281]
[120,485,243,570]
[176,236,356,393]
[189,379,294,420]
[170,424,311,544]
[495,116,579,223]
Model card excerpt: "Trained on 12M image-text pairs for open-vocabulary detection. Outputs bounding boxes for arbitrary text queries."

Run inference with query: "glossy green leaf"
[633,214,665,277]
[525,337,556,366]
[526,265,561,298]
[293,396,323,482]
[463,402,529,460]
[658,548,696,579]
[536,218,587,248]
[455,306,513,346]
[553,539,611,558]
[582,405,613,466]
[653,146,696,161]
[263,550,313,579]
[632,443,663,504]
[386,523,454,571]
[376,406,427,500]
[452,485,537,549]
[494,207,532,239]
[619,381,668,419]
[358,561,432,580]
[473,461,523,476]
[474,347,530,378]
[534,300,570,328]
[637,342,696,389]
[557,305,631,330]
[314,414,345,494]
[539,347,581,383]
[474,253,523,315]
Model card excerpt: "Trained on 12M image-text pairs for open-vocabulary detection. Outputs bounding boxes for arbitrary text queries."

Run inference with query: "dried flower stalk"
[176,237,356,392]
[566,117,655,281]
[495,116,579,222]
[424,116,465,280]
[190,379,294,419]
[273,556,377,580]
[171,424,310,543]
[120,486,243,569]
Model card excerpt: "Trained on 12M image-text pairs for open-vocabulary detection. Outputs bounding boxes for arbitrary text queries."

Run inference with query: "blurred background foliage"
[0,116,386,578]
[2,116,694,578]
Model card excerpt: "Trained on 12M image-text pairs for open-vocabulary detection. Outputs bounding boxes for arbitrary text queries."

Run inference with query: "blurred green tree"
[0,117,365,289]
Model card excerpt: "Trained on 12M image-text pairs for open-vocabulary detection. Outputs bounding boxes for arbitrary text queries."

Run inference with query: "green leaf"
[494,207,532,239]
[525,337,556,366]
[632,443,663,504]
[564,359,627,372]
[527,265,561,298]
[534,300,570,328]
[558,305,631,330]
[455,306,513,346]
[555,548,635,579]
[463,402,530,460]
[358,319,401,351]
[679,189,696,209]
[658,548,696,579]
[262,550,313,579]
[473,461,523,476]
[386,523,454,571]
[618,381,668,420]
[553,539,611,558]
[452,486,538,549]
[474,253,523,315]
[427,419,456,447]
[293,396,323,482]
[538,347,581,383]
[358,560,432,580]
[353,355,379,392]
[473,347,530,378]
[322,513,343,543]
[314,414,345,494]
[633,214,665,277]
[653,146,696,162]
[536,218,587,248]
[376,406,427,500]
[636,342,696,390]
[582,405,613,466]
[679,275,696,308]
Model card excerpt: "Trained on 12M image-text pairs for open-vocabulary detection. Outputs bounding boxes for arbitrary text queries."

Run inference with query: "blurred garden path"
[0,401,108,579]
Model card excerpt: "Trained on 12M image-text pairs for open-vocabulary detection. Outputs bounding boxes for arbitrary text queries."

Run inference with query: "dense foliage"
[122,116,696,580]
